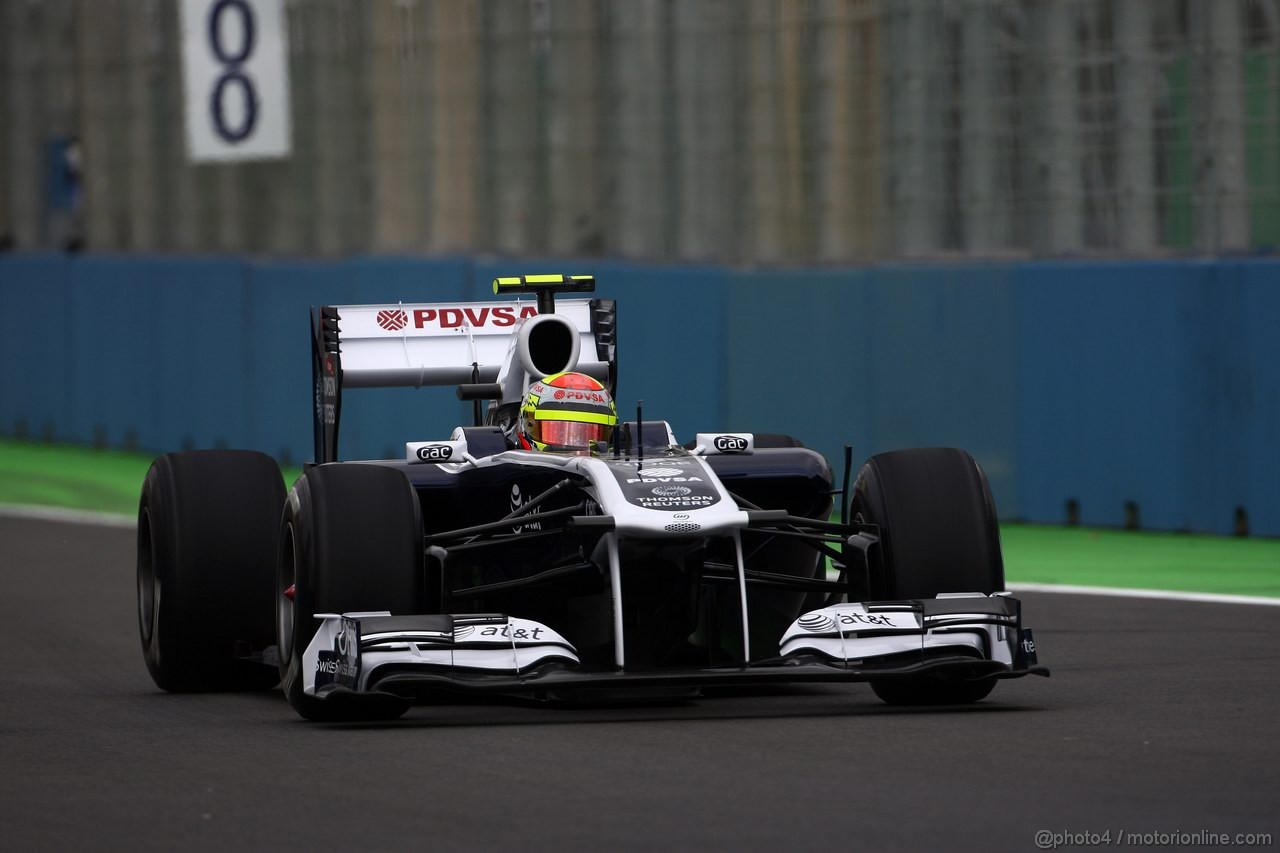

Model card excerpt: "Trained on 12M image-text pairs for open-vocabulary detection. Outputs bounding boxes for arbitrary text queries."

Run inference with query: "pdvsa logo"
[376,309,408,331]
[714,435,748,452]
[552,389,606,403]
[411,306,538,329]
[416,444,453,461]
[628,476,703,484]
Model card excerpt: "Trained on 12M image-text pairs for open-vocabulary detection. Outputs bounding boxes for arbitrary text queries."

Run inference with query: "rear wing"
[311,276,617,463]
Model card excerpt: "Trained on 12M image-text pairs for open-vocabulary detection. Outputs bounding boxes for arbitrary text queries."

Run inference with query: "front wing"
[302,594,1047,704]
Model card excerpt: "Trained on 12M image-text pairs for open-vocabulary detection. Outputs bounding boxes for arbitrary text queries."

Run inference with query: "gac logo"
[416,444,453,461]
[714,435,748,452]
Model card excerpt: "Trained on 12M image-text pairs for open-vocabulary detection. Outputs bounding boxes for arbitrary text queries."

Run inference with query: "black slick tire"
[850,447,1004,705]
[851,447,1003,600]
[870,676,996,706]
[137,450,285,692]
[278,464,424,722]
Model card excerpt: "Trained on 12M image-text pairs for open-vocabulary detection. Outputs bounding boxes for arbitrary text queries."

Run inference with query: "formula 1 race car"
[136,274,1047,720]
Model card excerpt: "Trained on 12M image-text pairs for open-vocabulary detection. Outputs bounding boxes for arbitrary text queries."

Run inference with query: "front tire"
[851,447,1004,705]
[870,676,996,706]
[137,450,284,692]
[851,447,1003,600]
[278,464,424,721]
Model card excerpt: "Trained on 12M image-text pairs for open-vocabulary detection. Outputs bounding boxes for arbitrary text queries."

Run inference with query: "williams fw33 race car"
[137,274,1047,721]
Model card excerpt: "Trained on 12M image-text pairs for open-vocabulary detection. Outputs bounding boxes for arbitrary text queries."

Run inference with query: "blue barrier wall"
[2,254,1276,535]
[1012,260,1280,536]
[722,266,1021,514]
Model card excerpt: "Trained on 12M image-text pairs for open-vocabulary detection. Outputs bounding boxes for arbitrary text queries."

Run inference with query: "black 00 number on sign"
[179,0,291,162]
[207,0,259,143]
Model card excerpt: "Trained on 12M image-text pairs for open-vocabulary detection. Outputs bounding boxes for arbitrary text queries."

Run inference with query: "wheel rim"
[137,506,157,644]
[278,522,296,663]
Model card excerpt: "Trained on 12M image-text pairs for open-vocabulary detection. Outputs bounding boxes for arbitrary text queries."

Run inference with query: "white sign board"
[180,0,292,162]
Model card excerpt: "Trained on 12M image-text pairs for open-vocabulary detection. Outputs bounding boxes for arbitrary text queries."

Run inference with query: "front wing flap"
[778,593,1039,670]
[303,612,581,698]
[301,594,1046,702]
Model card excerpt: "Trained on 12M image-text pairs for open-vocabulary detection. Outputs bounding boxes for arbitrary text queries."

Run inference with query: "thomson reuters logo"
[376,309,408,331]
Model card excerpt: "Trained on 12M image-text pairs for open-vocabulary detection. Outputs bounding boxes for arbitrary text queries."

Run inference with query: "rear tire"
[278,464,424,721]
[137,450,284,692]
[851,447,1004,705]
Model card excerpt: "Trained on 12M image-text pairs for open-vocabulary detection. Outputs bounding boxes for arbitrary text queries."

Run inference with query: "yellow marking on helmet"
[531,409,617,426]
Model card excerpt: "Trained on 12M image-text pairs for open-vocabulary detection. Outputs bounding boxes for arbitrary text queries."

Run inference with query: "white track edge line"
[1008,582,1280,607]
[3,505,1277,606]
[0,504,136,529]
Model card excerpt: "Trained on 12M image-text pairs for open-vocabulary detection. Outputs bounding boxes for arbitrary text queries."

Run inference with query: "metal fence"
[3,0,1279,262]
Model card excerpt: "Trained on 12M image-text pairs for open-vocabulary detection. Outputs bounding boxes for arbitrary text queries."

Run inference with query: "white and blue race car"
[136,274,1046,721]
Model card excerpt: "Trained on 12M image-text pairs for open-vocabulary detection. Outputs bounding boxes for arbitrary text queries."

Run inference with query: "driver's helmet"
[518,371,617,453]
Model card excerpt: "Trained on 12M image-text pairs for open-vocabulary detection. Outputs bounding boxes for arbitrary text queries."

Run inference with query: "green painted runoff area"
[0,440,302,515]
[2,439,1276,598]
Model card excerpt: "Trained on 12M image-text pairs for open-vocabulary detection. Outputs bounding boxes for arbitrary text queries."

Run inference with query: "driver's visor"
[537,420,612,449]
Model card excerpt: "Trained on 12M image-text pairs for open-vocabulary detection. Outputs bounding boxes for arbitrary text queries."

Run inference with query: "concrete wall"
[2,254,1276,535]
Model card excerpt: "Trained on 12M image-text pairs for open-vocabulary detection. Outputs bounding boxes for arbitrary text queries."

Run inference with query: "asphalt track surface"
[4,517,1278,852]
